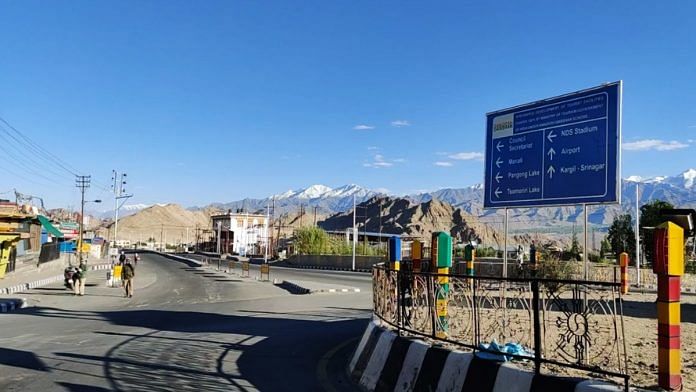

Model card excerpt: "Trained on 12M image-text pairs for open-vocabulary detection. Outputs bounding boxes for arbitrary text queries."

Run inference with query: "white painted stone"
[349,321,376,373]
[360,330,397,390]
[395,340,429,392]
[436,350,474,392]
[491,362,534,392]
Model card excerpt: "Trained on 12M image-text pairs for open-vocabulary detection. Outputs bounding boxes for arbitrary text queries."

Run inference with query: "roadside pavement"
[0,256,113,312]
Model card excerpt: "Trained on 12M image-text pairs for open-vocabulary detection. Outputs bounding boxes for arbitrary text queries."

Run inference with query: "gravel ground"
[621,291,696,390]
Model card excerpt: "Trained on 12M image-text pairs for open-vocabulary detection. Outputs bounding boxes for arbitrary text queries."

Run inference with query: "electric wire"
[0,116,81,176]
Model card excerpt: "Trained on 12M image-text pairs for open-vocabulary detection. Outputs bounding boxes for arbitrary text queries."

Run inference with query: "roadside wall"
[286,255,383,270]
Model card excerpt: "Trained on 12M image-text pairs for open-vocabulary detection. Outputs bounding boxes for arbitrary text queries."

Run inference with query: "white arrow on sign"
[547,130,557,143]
[494,187,502,198]
[496,141,504,152]
[495,157,503,168]
[547,147,556,161]
[495,172,503,183]
[547,165,556,179]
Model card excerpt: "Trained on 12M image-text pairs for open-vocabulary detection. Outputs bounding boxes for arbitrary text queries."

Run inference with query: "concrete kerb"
[1,263,112,295]
[349,319,626,392]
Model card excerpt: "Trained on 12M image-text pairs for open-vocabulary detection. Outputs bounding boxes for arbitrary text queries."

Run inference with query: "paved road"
[0,253,372,391]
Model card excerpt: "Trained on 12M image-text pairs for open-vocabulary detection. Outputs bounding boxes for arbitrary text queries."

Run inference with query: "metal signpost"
[484,82,622,278]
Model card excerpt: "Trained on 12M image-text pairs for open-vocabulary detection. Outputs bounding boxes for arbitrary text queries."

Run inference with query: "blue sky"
[1,1,694,209]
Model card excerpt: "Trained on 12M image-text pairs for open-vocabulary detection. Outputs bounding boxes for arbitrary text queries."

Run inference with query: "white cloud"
[689,139,695,144]
[353,124,375,130]
[363,153,402,168]
[434,161,453,167]
[448,152,484,161]
[390,120,411,127]
[623,139,689,151]
[373,187,390,194]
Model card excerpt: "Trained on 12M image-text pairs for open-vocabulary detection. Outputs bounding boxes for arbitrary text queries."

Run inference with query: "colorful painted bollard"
[464,243,475,276]
[431,232,452,338]
[619,252,629,295]
[653,221,684,391]
[388,236,401,271]
[411,240,422,272]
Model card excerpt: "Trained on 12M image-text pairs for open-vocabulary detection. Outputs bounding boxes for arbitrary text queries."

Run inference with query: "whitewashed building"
[211,211,269,256]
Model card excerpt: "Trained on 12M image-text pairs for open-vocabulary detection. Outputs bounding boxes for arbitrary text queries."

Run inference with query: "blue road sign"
[484,82,621,208]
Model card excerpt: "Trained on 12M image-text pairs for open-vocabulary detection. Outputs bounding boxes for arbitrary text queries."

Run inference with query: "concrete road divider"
[349,320,624,392]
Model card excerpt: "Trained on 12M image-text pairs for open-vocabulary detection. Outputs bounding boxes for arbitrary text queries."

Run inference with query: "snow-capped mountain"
[204,184,378,215]
[197,169,696,228]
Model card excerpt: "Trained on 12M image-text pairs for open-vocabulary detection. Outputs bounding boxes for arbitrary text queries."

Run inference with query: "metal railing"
[373,263,629,389]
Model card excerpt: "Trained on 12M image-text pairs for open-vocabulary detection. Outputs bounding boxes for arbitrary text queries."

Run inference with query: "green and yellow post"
[653,221,684,390]
[464,242,475,276]
[431,231,452,338]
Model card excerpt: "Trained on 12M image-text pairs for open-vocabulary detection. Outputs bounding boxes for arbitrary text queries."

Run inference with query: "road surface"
[0,253,373,391]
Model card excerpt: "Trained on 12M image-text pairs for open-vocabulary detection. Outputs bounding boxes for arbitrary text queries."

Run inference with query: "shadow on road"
[0,347,49,372]
[19,306,369,391]
[622,300,696,323]
[56,382,111,392]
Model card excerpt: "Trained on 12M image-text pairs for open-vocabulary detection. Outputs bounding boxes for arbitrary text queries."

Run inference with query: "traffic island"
[349,320,624,392]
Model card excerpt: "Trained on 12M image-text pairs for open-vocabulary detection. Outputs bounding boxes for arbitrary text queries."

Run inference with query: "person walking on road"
[121,258,135,298]
[119,251,126,264]
[74,262,87,296]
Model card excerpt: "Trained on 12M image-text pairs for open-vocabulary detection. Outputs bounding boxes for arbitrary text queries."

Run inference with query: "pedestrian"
[119,251,126,264]
[134,253,140,265]
[529,241,537,266]
[517,244,524,265]
[121,258,135,298]
[74,261,87,296]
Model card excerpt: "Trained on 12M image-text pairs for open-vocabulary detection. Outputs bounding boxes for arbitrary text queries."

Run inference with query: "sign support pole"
[636,184,641,286]
[503,208,508,278]
[584,204,589,280]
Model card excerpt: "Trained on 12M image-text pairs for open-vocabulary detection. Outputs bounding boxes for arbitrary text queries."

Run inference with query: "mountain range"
[101,168,696,229]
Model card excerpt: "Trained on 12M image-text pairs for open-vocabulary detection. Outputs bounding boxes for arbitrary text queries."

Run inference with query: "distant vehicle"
[64,266,78,289]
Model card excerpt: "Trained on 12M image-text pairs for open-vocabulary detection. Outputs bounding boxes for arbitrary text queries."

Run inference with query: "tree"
[600,238,611,259]
[640,199,675,229]
[294,227,328,255]
[607,214,636,261]
[639,199,675,266]
[568,228,581,261]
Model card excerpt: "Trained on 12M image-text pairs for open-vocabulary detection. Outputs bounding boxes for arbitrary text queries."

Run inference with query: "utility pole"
[216,221,222,254]
[313,206,318,227]
[352,194,356,271]
[75,175,90,263]
[299,204,304,227]
[112,170,132,249]
[636,183,641,285]
[160,224,164,252]
[264,202,270,263]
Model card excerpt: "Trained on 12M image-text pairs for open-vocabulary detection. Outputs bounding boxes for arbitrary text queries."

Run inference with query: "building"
[211,211,269,256]
[0,201,64,278]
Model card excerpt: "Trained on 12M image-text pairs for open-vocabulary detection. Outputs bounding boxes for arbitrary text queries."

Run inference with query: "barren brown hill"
[319,196,486,244]
[101,204,212,244]
[318,196,562,250]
